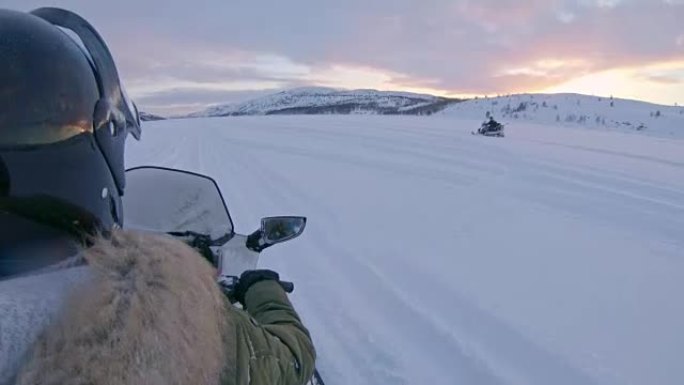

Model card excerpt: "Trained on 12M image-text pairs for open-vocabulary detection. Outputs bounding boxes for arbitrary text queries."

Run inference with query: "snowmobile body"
[475,121,505,137]
[480,130,505,137]
[121,166,324,384]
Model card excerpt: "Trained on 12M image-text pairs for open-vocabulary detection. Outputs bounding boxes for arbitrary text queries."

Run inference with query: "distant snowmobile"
[473,117,505,137]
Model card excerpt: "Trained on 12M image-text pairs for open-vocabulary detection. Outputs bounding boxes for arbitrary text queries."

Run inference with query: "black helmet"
[0,9,140,258]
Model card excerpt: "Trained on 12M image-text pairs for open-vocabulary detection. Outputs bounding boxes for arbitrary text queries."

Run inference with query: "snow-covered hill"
[128,115,684,385]
[441,93,684,139]
[184,89,684,139]
[139,111,166,121]
[187,87,457,117]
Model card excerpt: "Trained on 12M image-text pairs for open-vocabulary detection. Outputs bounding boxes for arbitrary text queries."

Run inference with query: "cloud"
[556,10,577,23]
[633,62,684,84]
[644,74,683,84]
[2,0,683,112]
[585,0,623,8]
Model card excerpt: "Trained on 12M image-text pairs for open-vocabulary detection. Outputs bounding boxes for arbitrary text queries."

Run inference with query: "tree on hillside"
[513,102,527,113]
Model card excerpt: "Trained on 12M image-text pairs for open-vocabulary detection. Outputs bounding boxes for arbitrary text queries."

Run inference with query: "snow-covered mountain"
[441,93,684,139]
[187,87,458,117]
[139,111,166,121]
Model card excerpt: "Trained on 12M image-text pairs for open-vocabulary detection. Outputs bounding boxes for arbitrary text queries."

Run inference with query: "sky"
[2,0,683,115]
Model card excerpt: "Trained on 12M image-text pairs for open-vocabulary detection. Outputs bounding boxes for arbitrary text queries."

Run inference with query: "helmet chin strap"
[0,195,100,240]
[0,157,8,196]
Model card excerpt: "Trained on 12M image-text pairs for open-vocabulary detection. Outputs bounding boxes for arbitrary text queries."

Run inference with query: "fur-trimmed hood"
[16,230,233,385]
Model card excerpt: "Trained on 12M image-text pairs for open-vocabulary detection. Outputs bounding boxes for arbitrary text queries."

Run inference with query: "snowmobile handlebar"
[167,230,232,246]
[168,230,295,294]
[219,276,294,303]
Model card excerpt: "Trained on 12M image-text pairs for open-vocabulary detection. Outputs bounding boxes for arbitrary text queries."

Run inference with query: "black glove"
[233,269,280,305]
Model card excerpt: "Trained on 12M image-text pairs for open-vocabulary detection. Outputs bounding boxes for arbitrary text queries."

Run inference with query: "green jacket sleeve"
[233,280,316,385]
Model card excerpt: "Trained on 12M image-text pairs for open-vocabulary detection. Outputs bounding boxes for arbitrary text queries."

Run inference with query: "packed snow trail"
[127,116,684,385]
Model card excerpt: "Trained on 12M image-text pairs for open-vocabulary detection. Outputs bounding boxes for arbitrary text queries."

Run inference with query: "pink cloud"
[4,0,682,110]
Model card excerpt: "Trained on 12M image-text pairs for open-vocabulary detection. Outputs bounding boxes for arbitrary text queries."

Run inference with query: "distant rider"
[485,117,501,131]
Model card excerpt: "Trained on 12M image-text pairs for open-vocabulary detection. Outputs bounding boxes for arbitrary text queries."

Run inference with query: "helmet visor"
[31,7,141,140]
[0,121,92,147]
[0,9,99,146]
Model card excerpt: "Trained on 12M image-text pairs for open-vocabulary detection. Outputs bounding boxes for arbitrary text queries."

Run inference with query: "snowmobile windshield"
[122,167,234,241]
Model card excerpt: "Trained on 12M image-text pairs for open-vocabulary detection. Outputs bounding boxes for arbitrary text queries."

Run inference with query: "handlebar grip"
[279,280,294,293]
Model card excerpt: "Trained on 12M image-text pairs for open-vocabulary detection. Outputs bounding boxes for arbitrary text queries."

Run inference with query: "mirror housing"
[246,216,307,252]
[262,216,307,243]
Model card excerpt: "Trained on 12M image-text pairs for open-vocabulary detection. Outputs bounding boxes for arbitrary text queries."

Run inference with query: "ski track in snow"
[127,116,684,385]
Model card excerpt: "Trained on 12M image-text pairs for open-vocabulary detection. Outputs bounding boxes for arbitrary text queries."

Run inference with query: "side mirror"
[246,216,307,252]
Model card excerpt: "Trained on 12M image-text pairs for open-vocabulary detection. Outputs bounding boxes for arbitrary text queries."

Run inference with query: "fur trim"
[17,230,234,385]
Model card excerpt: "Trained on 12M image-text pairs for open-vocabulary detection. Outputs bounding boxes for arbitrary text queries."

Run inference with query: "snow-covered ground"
[127,115,684,385]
